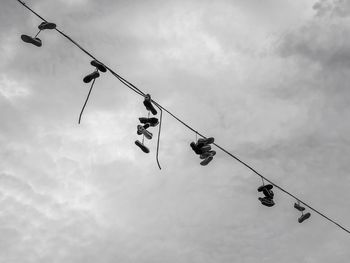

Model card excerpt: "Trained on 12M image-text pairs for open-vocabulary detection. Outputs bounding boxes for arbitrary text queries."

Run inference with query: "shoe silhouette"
[38,22,56,30]
[91,60,107,72]
[190,142,202,154]
[259,197,275,207]
[21,35,42,47]
[298,212,311,223]
[197,137,215,147]
[199,144,211,153]
[137,125,153,139]
[262,188,274,199]
[257,184,273,192]
[143,94,157,115]
[139,117,159,127]
[294,203,305,212]
[200,150,216,159]
[135,140,150,153]
[200,156,213,166]
[83,71,100,83]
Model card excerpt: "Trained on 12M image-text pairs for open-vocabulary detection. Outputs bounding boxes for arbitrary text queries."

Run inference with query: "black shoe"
[38,22,56,30]
[199,144,211,153]
[91,60,107,72]
[143,94,157,115]
[200,156,213,166]
[83,71,100,83]
[262,188,274,199]
[197,137,215,147]
[298,212,311,223]
[200,150,216,159]
[294,203,305,212]
[21,35,42,47]
[137,125,152,140]
[135,140,150,153]
[190,142,202,154]
[257,184,273,192]
[139,117,159,127]
[259,197,275,207]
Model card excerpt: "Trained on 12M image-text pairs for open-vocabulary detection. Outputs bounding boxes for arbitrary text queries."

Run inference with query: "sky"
[1,0,350,262]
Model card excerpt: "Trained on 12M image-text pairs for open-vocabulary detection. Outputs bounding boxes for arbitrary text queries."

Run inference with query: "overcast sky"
[1,0,350,262]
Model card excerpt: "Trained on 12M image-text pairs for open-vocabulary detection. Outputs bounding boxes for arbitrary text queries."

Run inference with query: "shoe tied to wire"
[38,21,57,30]
[137,125,153,140]
[83,71,100,83]
[91,60,107,73]
[190,142,202,155]
[143,94,157,115]
[294,203,305,212]
[197,137,215,148]
[135,140,150,153]
[136,124,150,135]
[200,150,216,159]
[199,144,212,154]
[200,156,213,166]
[139,117,159,127]
[258,197,275,207]
[262,188,274,199]
[257,184,273,192]
[21,35,42,47]
[298,212,311,223]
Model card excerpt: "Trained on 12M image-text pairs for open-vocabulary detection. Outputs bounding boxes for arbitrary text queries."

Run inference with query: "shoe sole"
[298,212,311,223]
[200,156,213,166]
[21,35,42,47]
[135,140,150,153]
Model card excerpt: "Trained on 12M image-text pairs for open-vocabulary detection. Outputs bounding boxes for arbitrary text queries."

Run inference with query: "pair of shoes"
[83,60,107,83]
[21,22,56,48]
[139,117,159,127]
[143,94,157,115]
[135,140,149,153]
[259,197,275,207]
[137,125,153,140]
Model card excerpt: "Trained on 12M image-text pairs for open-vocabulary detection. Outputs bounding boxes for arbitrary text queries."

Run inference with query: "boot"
[83,71,100,83]
[135,140,150,153]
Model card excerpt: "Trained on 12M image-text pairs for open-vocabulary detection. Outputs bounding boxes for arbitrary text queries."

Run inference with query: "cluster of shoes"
[258,184,275,207]
[135,94,158,153]
[83,60,107,83]
[190,137,216,166]
[294,202,311,223]
[21,21,56,47]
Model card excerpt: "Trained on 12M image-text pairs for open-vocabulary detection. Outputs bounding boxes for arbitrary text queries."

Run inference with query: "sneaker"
[197,137,215,147]
[257,184,273,192]
[259,197,275,207]
[91,60,107,72]
[199,144,211,153]
[190,142,202,154]
[294,203,305,212]
[143,94,157,115]
[136,124,150,135]
[83,71,100,83]
[38,22,56,30]
[137,125,153,140]
[200,156,213,166]
[139,117,159,127]
[298,212,311,223]
[262,188,274,199]
[21,35,42,47]
[135,140,150,153]
[200,150,216,159]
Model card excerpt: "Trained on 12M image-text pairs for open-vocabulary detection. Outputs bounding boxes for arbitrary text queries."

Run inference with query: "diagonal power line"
[16,0,350,235]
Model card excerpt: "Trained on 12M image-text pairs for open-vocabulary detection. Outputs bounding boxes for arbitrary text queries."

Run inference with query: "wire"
[16,0,350,235]
[79,77,96,124]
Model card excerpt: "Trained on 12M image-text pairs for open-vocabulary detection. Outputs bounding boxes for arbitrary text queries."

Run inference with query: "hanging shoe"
[200,150,216,159]
[21,35,42,47]
[83,71,100,83]
[143,94,157,115]
[258,197,275,207]
[91,60,107,73]
[190,142,202,154]
[139,117,159,127]
[135,140,150,153]
[38,21,56,30]
[200,156,213,166]
[262,188,274,199]
[197,137,215,147]
[257,184,273,192]
[294,203,305,212]
[199,144,211,153]
[298,212,311,223]
[136,124,150,135]
[137,125,153,140]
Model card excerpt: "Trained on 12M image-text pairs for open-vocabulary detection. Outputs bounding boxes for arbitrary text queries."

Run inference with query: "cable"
[16,0,350,235]
[79,77,96,124]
